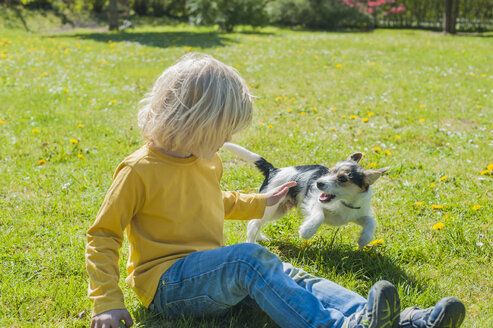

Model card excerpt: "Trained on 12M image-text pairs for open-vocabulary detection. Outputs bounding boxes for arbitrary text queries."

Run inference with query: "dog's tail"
[222,143,275,177]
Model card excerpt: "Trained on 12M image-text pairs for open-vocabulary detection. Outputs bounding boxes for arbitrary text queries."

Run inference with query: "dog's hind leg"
[246,203,280,243]
[355,216,376,248]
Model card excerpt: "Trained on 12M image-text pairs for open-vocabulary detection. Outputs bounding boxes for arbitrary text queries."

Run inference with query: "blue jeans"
[150,243,366,328]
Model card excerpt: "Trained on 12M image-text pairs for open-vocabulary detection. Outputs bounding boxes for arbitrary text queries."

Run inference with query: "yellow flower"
[69,138,79,144]
[109,99,117,104]
[420,104,425,108]
[419,118,425,122]
[414,202,424,206]
[301,111,306,116]
[472,204,481,211]
[31,128,40,134]
[0,120,4,125]
[77,154,84,159]
[63,89,69,93]
[77,124,84,128]
[487,164,493,171]
[367,112,375,117]
[287,108,292,113]
[432,222,445,231]
[42,72,48,76]
[384,150,391,156]
[395,135,401,140]
[349,115,358,120]
[439,176,448,181]
[430,183,436,187]
[431,205,446,209]
[267,124,273,129]
[336,64,342,68]
[477,105,482,109]
[373,147,380,152]
[276,96,282,101]
[362,118,369,123]
[368,163,377,168]
[341,115,347,119]
[312,107,317,112]
[332,107,337,111]
[480,170,489,175]
[38,159,47,165]
[316,116,322,120]
[368,239,384,247]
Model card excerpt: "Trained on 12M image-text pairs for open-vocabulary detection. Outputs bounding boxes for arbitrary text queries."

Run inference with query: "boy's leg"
[282,263,366,316]
[151,243,354,328]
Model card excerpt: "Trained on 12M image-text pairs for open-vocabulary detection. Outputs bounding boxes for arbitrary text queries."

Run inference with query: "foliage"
[187,0,268,32]
[267,0,371,29]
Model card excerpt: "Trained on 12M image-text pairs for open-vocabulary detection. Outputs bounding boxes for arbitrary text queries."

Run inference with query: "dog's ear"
[347,152,364,163]
[364,167,389,185]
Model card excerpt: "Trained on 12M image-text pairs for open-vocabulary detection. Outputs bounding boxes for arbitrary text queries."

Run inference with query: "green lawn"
[0,16,492,328]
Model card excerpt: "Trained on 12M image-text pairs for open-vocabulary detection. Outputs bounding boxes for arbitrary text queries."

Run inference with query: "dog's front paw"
[299,225,318,239]
[357,234,373,249]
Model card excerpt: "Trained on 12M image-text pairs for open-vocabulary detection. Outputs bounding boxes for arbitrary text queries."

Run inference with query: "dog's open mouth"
[319,193,335,203]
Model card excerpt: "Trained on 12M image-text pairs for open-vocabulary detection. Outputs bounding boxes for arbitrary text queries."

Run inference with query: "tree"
[108,0,118,30]
[339,0,406,28]
[443,0,459,34]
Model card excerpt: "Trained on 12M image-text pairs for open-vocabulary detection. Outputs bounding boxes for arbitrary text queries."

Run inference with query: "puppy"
[222,143,388,248]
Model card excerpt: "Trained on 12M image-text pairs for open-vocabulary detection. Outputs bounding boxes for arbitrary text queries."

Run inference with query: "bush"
[267,0,371,29]
[187,0,268,32]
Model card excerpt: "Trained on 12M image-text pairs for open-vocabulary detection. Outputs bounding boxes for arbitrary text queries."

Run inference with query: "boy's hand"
[265,181,297,206]
[91,308,134,328]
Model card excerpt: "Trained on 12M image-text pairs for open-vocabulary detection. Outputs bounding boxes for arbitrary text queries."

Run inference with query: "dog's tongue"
[319,193,335,203]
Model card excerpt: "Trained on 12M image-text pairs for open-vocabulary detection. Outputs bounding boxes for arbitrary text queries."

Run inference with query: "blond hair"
[138,53,253,159]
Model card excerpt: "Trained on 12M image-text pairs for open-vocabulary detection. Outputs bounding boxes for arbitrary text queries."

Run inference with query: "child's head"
[138,53,253,159]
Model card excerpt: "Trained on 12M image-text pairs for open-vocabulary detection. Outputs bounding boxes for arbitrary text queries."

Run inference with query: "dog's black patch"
[337,161,365,189]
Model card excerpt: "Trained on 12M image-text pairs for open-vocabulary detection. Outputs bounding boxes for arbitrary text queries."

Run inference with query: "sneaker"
[399,297,465,328]
[343,280,401,328]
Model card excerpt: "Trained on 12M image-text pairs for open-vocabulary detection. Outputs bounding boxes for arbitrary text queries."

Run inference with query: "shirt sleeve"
[85,164,145,316]
[222,191,267,220]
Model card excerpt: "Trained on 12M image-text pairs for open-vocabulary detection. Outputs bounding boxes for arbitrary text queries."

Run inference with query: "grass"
[1,10,492,328]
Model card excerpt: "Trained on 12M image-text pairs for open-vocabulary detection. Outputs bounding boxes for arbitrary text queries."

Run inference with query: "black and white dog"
[222,143,388,248]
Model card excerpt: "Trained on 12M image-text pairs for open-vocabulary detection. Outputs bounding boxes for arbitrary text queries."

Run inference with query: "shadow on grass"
[52,31,236,49]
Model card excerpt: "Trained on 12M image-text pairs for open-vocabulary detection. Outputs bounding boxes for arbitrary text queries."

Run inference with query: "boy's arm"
[222,182,296,220]
[86,164,145,316]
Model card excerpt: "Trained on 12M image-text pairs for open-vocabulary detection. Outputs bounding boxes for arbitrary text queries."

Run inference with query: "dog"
[222,143,388,248]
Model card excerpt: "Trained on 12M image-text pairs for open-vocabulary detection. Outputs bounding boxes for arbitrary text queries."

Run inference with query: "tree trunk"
[443,0,459,34]
[108,0,119,31]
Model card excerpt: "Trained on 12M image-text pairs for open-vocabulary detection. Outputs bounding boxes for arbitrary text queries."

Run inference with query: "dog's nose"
[317,181,326,190]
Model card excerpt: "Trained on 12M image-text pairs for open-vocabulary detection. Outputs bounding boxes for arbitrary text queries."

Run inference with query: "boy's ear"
[364,167,389,185]
[347,152,364,163]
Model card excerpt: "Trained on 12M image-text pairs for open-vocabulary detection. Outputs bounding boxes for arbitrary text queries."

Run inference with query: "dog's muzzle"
[319,193,335,203]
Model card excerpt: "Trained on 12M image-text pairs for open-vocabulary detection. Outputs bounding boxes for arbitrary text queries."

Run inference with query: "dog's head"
[316,152,388,203]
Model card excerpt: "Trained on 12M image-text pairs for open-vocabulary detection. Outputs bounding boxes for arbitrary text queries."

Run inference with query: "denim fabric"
[150,243,366,328]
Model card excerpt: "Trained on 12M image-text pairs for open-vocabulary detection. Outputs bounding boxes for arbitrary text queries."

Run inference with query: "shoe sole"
[370,281,401,328]
[430,297,466,328]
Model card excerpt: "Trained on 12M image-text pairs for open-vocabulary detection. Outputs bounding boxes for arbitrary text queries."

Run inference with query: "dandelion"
[395,135,401,140]
[301,111,306,116]
[439,176,448,181]
[368,163,377,168]
[341,115,347,119]
[373,147,380,152]
[368,239,384,247]
[432,222,445,231]
[316,116,322,120]
[477,105,482,109]
[336,64,342,68]
[312,107,317,112]
[31,128,40,134]
[419,118,425,122]
[259,122,265,127]
[0,120,4,125]
[414,202,424,206]
[276,96,282,101]
[77,154,84,159]
[431,205,446,210]
[267,124,273,129]
[384,150,391,156]
[430,183,436,188]
[77,124,84,128]
[332,107,337,111]
[472,204,481,211]
[420,104,425,108]
[287,108,292,113]
[109,99,118,104]
[362,118,369,123]
[291,98,296,102]
[63,89,69,93]
[367,112,375,117]
[69,138,79,144]
[38,159,47,165]
[42,72,48,76]
[349,115,358,120]
[488,164,493,171]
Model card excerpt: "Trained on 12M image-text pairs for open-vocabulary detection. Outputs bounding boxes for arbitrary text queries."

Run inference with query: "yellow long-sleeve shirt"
[85,144,266,316]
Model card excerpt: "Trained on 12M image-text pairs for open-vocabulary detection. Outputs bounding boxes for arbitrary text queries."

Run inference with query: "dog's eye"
[338,176,348,183]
